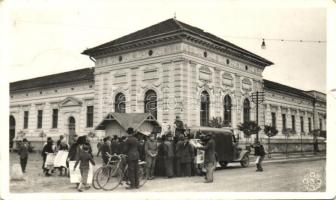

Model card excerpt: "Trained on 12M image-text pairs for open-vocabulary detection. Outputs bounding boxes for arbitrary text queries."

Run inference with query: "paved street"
[10,153,325,193]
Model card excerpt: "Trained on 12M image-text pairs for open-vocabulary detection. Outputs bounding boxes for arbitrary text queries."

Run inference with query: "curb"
[260,156,326,165]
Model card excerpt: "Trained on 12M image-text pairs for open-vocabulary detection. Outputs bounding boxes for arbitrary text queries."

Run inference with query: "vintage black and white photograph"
[1,0,335,199]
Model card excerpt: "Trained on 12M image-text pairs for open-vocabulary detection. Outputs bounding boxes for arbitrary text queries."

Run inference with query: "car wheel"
[219,161,228,168]
[240,154,250,168]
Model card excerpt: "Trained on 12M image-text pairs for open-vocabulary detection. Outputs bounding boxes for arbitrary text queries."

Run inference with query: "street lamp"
[251,91,265,142]
[261,39,266,49]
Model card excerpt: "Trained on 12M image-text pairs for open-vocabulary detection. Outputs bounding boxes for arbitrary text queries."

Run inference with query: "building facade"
[9,19,326,151]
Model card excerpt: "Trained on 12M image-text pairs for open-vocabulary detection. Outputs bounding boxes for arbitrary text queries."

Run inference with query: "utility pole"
[251,91,265,142]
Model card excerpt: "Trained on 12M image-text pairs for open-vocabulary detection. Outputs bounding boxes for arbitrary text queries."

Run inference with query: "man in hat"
[197,133,216,183]
[179,134,194,177]
[100,137,111,165]
[144,133,158,180]
[163,133,175,178]
[123,127,140,189]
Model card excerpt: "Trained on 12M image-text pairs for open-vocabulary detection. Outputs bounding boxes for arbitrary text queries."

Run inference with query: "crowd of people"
[14,116,219,191]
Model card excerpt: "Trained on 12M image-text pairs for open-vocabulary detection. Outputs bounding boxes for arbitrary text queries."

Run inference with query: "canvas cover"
[95,113,161,136]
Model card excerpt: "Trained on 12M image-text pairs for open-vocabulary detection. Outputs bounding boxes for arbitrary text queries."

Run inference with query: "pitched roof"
[82,18,273,66]
[95,112,160,131]
[263,79,314,100]
[10,68,94,92]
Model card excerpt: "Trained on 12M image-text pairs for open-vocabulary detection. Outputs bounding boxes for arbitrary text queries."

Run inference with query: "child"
[73,144,95,192]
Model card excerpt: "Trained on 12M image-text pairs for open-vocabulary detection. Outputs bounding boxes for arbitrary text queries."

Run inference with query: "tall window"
[300,116,304,133]
[308,117,312,132]
[23,111,29,129]
[86,106,94,127]
[282,114,286,131]
[52,109,58,128]
[271,112,276,128]
[144,90,157,119]
[223,95,232,125]
[200,91,210,126]
[319,118,322,130]
[291,115,295,132]
[115,93,126,113]
[243,98,250,123]
[37,110,43,129]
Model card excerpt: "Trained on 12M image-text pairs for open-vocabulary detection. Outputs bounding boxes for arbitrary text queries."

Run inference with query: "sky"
[4,0,327,92]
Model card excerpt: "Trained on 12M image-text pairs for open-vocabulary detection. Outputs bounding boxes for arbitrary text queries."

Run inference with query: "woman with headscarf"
[41,137,54,176]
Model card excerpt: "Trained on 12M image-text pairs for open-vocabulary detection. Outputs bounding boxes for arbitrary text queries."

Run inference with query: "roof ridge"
[172,18,185,30]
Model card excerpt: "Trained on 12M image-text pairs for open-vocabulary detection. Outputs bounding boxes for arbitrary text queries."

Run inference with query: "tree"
[264,125,278,158]
[238,121,261,144]
[208,117,231,128]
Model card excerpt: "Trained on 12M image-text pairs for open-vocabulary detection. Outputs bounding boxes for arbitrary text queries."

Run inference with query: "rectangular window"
[271,112,276,128]
[291,115,295,132]
[300,116,304,133]
[23,111,29,129]
[282,114,286,131]
[52,109,58,128]
[37,110,43,129]
[308,117,312,132]
[87,106,94,127]
[319,118,322,130]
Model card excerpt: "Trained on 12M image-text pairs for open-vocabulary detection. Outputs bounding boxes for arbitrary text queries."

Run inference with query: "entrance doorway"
[68,117,76,145]
[9,115,15,149]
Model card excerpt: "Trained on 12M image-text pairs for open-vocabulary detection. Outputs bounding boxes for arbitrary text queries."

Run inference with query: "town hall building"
[9,18,326,151]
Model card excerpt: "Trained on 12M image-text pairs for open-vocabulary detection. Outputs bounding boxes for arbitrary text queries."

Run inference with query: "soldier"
[123,127,140,189]
[144,133,158,180]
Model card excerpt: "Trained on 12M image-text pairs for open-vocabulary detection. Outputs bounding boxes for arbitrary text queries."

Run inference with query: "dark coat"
[68,142,80,161]
[199,138,216,164]
[18,142,29,159]
[42,143,54,160]
[123,135,140,161]
[254,144,265,156]
[163,141,175,158]
[100,142,111,160]
[110,140,119,155]
[74,151,95,169]
[179,141,194,164]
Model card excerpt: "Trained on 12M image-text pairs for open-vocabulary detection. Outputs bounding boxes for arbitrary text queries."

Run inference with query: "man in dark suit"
[123,127,140,189]
[198,134,216,183]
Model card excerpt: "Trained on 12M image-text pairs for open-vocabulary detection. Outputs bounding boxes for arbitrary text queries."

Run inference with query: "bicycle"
[92,153,147,191]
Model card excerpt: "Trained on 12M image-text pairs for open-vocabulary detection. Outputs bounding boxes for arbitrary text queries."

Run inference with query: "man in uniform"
[144,133,158,180]
[123,127,140,189]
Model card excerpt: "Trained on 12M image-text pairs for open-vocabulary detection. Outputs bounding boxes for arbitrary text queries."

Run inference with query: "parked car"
[188,126,250,171]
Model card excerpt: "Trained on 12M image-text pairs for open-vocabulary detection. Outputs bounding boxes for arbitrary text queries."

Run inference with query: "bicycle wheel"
[138,163,147,187]
[92,167,103,190]
[101,166,123,191]
[96,165,112,188]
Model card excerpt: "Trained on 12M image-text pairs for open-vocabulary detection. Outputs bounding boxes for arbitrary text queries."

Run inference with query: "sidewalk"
[255,151,326,165]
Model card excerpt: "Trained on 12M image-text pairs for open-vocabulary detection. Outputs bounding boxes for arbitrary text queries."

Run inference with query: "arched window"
[224,95,232,126]
[144,90,157,119]
[115,93,126,113]
[200,91,210,126]
[243,98,251,123]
